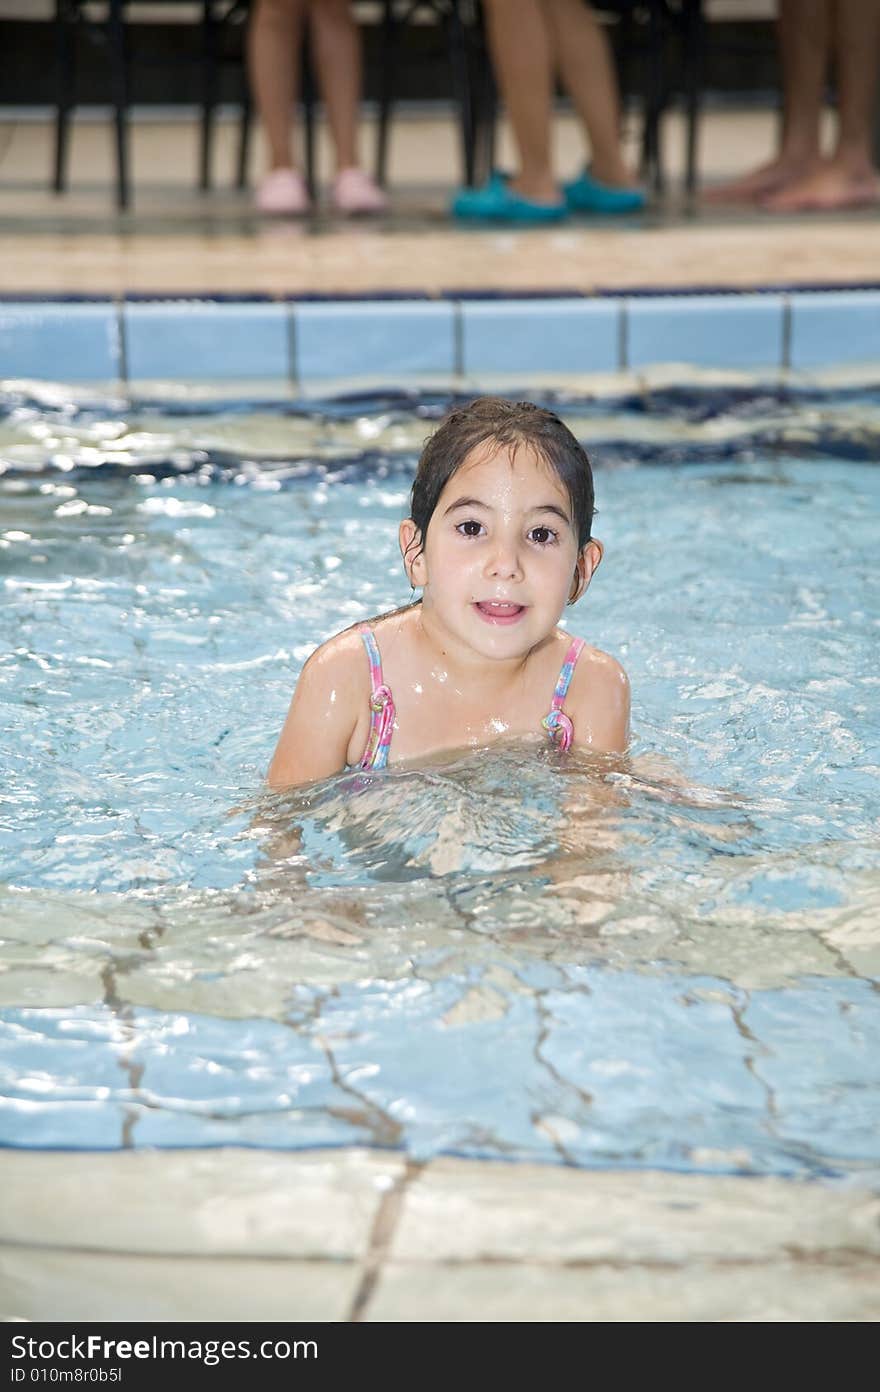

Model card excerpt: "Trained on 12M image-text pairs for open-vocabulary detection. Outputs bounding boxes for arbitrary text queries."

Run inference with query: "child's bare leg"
[308,0,360,172]
[308,0,386,210]
[542,0,637,187]
[482,0,561,203]
[704,0,826,203]
[763,0,880,210]
[248,0,308,170]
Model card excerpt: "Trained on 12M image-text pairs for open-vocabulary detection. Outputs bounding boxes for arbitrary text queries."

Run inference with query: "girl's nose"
[485,536,524,581]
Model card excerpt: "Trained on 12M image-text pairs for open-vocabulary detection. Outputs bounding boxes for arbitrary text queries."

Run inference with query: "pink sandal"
[332,167,388,215]
[256,168,311,216]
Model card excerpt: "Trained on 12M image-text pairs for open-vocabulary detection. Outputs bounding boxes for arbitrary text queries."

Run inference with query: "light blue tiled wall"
[626,293,786,370]
[2,290,880,384]
[789,290,880,370]
[294,301,456,384]
[124,302,291,381]
[461,298,621,376]
[0,302,120,381]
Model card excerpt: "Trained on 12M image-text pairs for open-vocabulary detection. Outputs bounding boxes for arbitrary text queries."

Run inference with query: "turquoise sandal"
[452,171,567,224]
[563,169,646,214]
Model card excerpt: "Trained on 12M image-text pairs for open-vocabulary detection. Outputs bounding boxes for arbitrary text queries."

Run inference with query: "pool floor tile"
[0,1247,359,1323]
[0,1148,402,1259]
[3,1149,878,1320]
[390,1160,880,1266]
[365,1257,880,1322]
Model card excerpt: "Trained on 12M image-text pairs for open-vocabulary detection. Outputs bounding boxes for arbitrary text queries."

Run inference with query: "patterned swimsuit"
[356,623,586,771]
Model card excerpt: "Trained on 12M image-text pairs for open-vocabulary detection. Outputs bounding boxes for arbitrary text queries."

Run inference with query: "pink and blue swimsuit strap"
[357,624,396,770]
[541,636,586,752]
[357,626,583,768]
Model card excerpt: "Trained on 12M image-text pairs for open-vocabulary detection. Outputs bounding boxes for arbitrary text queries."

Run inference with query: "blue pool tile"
[789,290,880,370]
[124,302,290,381]
[626,293,786,371]
[294,301,455,384]
[461,298,620,376]
[742,979,880,1165]
[0,302,120,381]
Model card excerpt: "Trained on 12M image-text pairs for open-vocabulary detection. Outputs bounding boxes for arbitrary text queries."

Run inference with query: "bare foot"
[760,160,880,211]
[589,157,641,191]
[509,174,564,206]
[702,156,820,205]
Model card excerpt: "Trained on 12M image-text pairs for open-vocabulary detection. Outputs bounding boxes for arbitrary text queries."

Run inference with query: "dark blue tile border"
[124,291,279,304]
[446,287,589,301]
[4,281,880,305]
[0,293,117,304]
[589,282,880,298]
[283,290,436,302]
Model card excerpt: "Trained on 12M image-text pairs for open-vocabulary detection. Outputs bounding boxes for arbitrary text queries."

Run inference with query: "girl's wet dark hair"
[408,397,595,561]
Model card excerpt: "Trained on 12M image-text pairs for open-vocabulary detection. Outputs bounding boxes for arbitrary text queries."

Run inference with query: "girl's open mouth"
[474,601,527,625]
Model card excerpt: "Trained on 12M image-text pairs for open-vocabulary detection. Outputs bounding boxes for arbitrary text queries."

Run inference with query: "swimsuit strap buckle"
[542,707,574,752]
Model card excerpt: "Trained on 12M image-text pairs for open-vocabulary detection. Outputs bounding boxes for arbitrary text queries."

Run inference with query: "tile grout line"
[115,294,128,393]
[347,1158,426,1322]
[286,300,300,397]
[781,294,792,372]
[618,298,628,372]
[452,299,464,379]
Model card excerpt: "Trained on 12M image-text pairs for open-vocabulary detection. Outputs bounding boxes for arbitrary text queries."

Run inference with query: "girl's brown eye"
[530,527,555,545]
[457,520,483,537]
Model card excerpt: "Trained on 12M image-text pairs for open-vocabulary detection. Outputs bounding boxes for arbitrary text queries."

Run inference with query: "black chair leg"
[375,0,399,188]
[237,93,252,190]
[107,0,129,210]
[446,3,475,186]
[682,0,703,195]
[200,0,219,190]
[372,0,490,190]
[643,0,666,195]
[53,0,77,195]
[302,38,316,201]
[236,1,252,188]
[474,21,497,185]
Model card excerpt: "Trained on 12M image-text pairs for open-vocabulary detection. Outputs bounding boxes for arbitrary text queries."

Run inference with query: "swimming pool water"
[1,382,878,1177]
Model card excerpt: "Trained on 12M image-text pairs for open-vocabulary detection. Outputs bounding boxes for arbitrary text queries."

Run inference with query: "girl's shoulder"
[549,627,626,679]
[267,621,378,788]
[298,621,370,688]
[557,632,630,754]
[568,635,628,688]
[301,608,412,693]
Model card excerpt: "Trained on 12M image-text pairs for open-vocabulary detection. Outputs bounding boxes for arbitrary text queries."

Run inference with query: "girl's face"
[399,441,601,663]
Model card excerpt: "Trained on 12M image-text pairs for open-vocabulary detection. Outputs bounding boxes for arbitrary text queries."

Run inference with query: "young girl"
[267,397,629,790]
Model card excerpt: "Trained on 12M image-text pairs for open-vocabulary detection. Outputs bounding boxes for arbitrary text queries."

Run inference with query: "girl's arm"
[266,633,366,790]
[571,647,631,756]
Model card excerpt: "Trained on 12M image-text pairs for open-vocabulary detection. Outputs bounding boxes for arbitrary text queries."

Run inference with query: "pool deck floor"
[2,107,879,296]
[3,106,879,1324]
